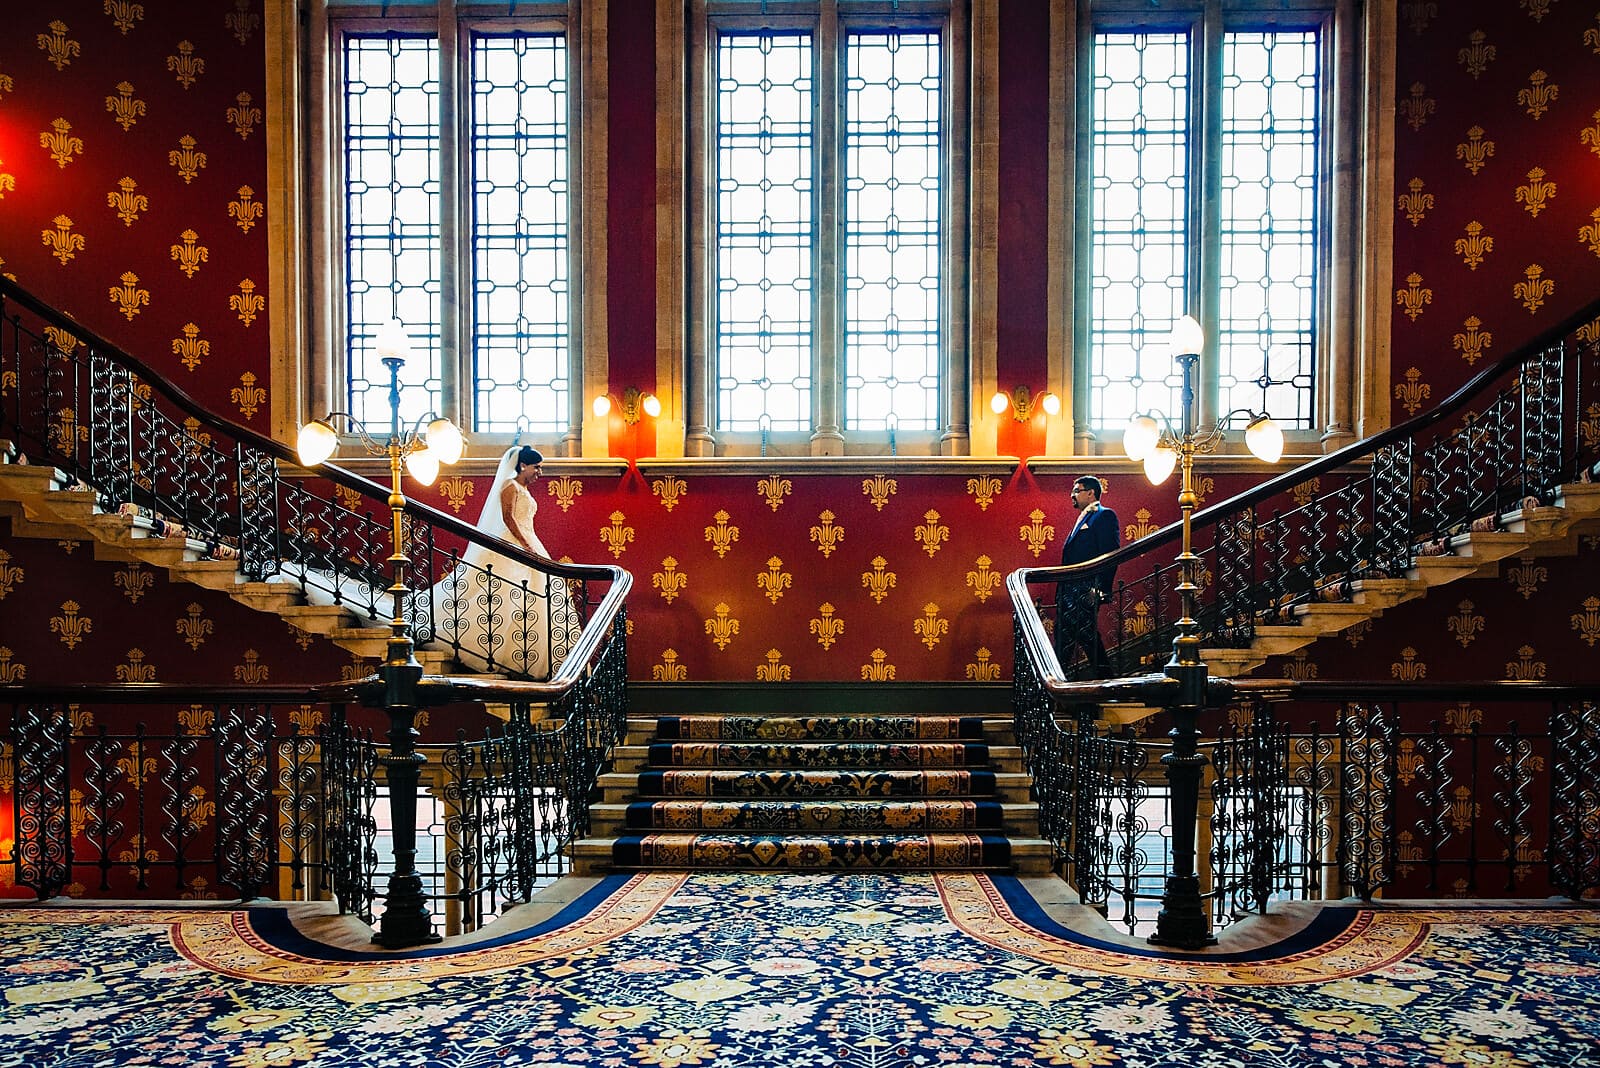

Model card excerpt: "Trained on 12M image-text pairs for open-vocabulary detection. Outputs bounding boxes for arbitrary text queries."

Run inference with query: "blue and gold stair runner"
[595,714,1037,871]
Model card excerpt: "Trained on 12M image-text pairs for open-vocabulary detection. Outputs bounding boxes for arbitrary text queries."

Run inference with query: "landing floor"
[2,872,1596,1067]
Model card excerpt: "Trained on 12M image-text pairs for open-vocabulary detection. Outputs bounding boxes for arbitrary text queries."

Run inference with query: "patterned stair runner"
[580,714,1050,873]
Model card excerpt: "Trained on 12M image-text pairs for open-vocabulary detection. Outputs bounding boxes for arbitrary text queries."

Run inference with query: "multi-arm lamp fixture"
[592,387,662,425]
[990,386,1062,422]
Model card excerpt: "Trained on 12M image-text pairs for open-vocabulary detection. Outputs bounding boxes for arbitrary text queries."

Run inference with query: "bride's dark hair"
[514,445,544,473]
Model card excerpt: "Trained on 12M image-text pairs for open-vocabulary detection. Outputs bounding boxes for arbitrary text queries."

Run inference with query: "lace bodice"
[502,480,547,556]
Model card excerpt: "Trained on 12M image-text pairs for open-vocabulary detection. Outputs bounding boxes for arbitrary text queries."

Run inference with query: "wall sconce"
[593,387,661,425]
[989,386,1061,423]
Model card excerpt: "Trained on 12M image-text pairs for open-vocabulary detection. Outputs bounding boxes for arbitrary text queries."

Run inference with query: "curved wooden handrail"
[0,682,368,703]
[0,276,616,587]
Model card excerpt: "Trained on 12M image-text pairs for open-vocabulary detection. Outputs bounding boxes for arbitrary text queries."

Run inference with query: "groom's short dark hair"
[1075,476,1103,499]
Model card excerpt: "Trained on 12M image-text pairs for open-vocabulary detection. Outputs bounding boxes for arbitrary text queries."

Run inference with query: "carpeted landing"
[2,873,1597,1067]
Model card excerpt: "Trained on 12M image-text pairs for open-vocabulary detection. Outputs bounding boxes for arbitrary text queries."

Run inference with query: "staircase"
[572,711,1052,874]
[0,451,451,671]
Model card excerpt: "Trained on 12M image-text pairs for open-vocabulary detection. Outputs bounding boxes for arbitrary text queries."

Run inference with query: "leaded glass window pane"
[471,33,571,434]
[1089,32,1189,432]
[844,30,942,433]
[1219,30,1318,429]
[343,34,443,430]
[715,32,814,434]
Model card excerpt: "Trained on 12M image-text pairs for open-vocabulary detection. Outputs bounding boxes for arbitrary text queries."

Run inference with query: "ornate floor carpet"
[2,872,1598,1067]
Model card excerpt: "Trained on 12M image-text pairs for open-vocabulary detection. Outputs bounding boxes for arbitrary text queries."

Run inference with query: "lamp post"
[297,318,464,948]
[1122,314,1282,949]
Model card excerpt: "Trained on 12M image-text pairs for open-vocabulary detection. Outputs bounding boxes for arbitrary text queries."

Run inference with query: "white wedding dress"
[426,449,583,677]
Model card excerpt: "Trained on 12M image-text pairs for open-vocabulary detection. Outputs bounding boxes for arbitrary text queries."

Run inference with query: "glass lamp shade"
[641,392,663,418]
[989,391,1010,415]
[296,419,339,467]
[592,394,612,418]
[1040,392,1062,417]
[405,446,440,486]
[373,318,412,362]
[425,417,465,465]
[1143,445,1178,486]
[1169,315,1205,358]
[1245,414,1284,464]
[1122,414,1162,462]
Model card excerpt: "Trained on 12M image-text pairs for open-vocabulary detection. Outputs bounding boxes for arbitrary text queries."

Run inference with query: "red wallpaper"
[1390,1,1600,415]
[0,0,270,426]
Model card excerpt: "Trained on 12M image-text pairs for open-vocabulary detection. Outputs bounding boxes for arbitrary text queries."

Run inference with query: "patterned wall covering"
[0,0,270,425]
[1390,1,1600,416]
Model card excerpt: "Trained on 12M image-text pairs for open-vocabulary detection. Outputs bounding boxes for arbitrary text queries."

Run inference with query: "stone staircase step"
[636,740,999,770]
[573,832,1049,873]
[653,714,987,741]
[590,797,1035,835]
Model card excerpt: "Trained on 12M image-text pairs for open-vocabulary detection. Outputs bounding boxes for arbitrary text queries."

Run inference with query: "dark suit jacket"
[1061,503,1120,598]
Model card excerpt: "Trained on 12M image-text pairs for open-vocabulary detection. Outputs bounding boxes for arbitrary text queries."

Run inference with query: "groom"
[1054,476,1119,678]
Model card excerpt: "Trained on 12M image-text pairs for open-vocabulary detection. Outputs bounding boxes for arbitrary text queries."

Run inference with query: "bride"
[428,445,583,677]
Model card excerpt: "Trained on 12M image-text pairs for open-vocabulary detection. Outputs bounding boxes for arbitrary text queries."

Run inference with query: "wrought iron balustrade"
[0,276,616,681]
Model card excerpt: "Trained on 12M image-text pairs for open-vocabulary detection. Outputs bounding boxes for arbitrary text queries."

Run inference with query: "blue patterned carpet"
[2,872,1598,1067]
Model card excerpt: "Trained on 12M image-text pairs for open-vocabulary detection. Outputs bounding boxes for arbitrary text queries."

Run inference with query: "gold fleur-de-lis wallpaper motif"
[1581,209,1600,259]
[288,622,313,651]
[1504,644,1546,680]
[234,649,268,684]
[1520,0,1554,22]
[965,555,1000,603]
[914,509,948,558]
[915,602,948,650]
[169,134,207,183]
[757,648,790,682]
[1395,367,1431,416]
[1282,649,1317,681]
[1395,273,1433,320]
[1570,596,1600,647]
[966,474,1001,511]
[229,185,262,232]
[108,177,148,226]
[651,475,685,512]
[43,215,85,266]
[861,648,895,682]
[1018,508,1055,558]
[1391,646,1427,681]
[114,562,152,603]
[1400,83,1435,131]
[0,647,25,683]
[704,602,739,651]
[1506,555,1548,599]
[117,648,156,683]
[861,556,896,604]
[1123,602,1154,638]
[177,603,213,651]
[545,475,582,512]
[1514,167,1555,218]
[37,21,80,70]
[228,91,261,139]
[601,511,634,558]
[333,484,362,513]
[170,229,209,278]
[1123,508,1159,541]
[1398,178,1433,226]
[436,474,473,513]
[1290,479,1320,509]
[106,81,146,131]
[1402,1,1436,36]
[704,510,739,558]
[653,556,687,604]
[231,278,263,325]
[1517,70,1557,120]
[41,118,84,168]
[227,0,261,46]
[966,647,1000,682]
[1582,111,1600,158]
[1453,221,1491,270]
[862,474,897,511]
[169,39,204,89]
[1457,30,1495,79]
[757,474,791,511]
[105,0,145,34]
[50,599,92,649]
[757,556,791,604]
[1444,702,1482,732]
[0,162,14,200]
[1455,126,1494,175]
[230,371,264,419]
[0,550,21,601]
[178,705,214,736]
[1447,599,1485,647]
[809,602,843,650]
[1451,317,1492,365]
[1580,402,1600,451]
[1514,263,1553,313]
[108,270,150,320]
[809,510,843,558]
[653,649,687,682]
